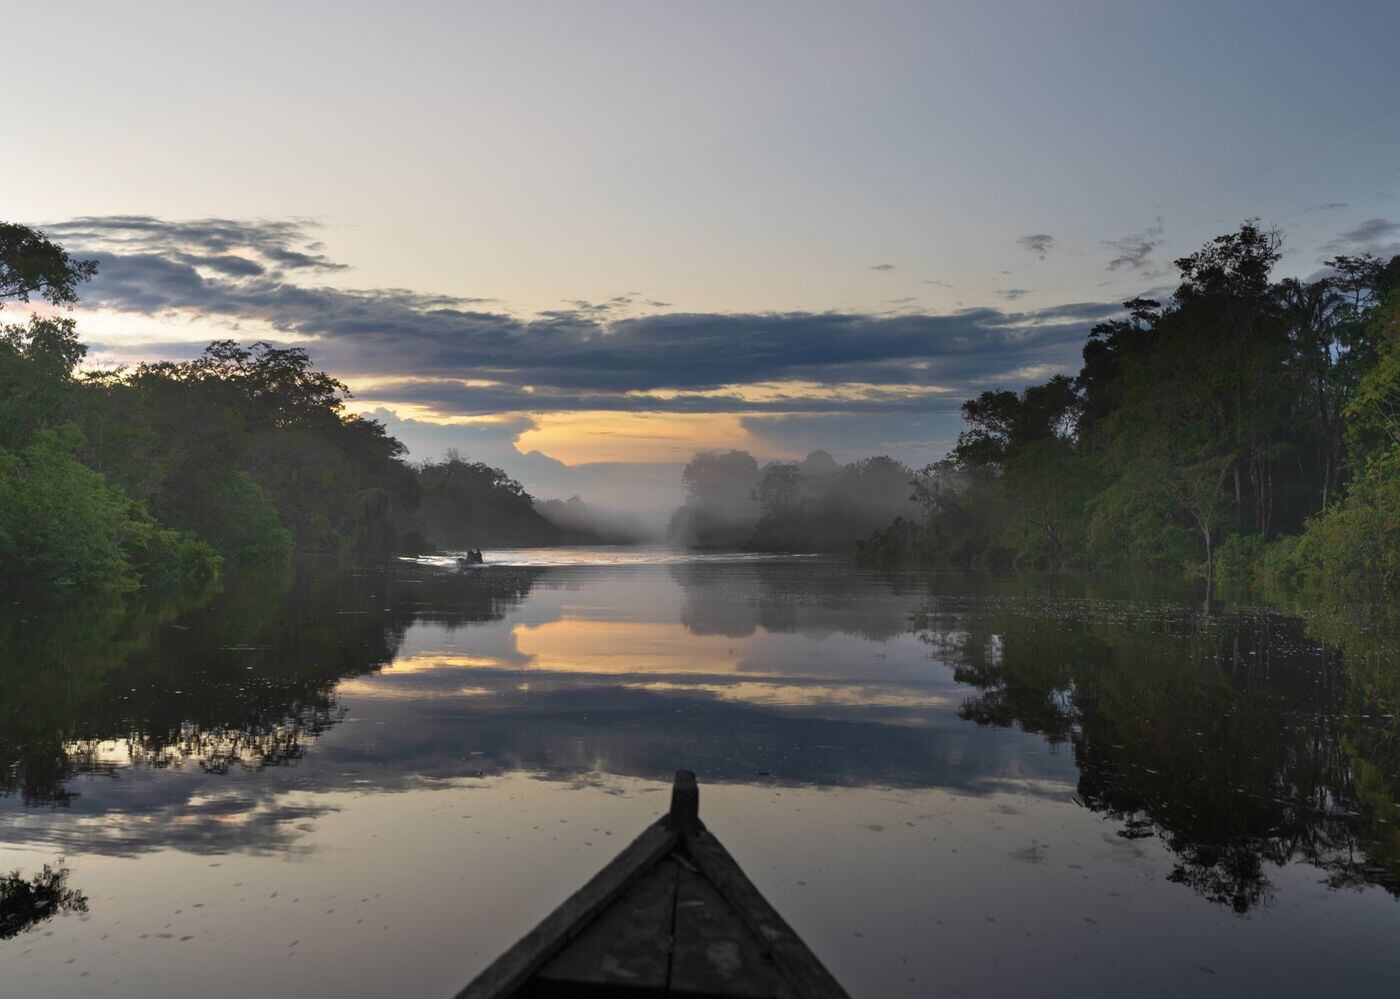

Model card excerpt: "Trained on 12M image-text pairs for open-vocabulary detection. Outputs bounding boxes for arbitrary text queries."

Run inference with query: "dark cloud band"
[52,216,1125,418]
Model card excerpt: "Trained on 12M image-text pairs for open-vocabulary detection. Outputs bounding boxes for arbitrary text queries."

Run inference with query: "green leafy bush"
[0,426,219,592]
[1259,474,1400,597]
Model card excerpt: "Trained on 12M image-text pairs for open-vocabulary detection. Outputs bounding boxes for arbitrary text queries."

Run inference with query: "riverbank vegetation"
[10,218,1397,600]
[851,222,1399,598]
[0,224,562,594]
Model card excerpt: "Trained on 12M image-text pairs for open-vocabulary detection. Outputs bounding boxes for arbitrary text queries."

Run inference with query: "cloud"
[922,279,954,289]
[1337,218,1399,243]
[1104,215,1165,273]
[869,263,896,272]
[54,217,1125,431]
[354,378,969,417]
[363,408,683,511]
[742,412,960,466]
[1017,233,1055,259]
[1320,217,1400,259]
[998,288,1031,301]
[1303,202,1348,213]
[44,215,350,273]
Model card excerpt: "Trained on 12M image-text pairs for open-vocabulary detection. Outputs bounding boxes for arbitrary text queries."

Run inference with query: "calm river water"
[3,549,1400,996]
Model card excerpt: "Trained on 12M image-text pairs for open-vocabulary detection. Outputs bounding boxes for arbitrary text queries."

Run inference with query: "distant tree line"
[535,494,658,545]
[0,224,562,593]
[668,448,917,551]
[664,222,1400,597]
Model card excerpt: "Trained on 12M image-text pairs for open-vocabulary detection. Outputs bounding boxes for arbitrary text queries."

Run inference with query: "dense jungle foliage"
[852,222,1400,598]
[0,224,559,593]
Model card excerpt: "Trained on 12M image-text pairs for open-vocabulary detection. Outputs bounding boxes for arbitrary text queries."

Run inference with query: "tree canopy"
[0,223,96,307]
[849,221,1400,596]
[0,224,563,595]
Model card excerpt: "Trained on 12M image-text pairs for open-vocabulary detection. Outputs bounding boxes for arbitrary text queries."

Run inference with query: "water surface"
[3,551,1399,996]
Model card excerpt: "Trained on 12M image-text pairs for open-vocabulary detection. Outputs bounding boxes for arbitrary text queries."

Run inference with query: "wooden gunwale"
[456,771,849,999]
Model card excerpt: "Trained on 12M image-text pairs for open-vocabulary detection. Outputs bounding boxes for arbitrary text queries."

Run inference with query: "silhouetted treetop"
[0,223,97,307]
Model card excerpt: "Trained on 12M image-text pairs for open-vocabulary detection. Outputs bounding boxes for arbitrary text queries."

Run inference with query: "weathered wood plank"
[531,856,680,991]
[456,819,677,999]
[669,866,796,998]
[457,773,849,999]
[683,829,850,999]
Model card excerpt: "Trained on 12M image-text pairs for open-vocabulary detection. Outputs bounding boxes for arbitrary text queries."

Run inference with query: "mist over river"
[3,550,1400,997]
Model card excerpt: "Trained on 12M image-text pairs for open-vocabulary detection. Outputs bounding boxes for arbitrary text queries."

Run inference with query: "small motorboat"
[457,771,849,998]
[457,550,486,571]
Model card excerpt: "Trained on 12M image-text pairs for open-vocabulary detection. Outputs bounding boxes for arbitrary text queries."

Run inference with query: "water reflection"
[918,593,1400,910]
[670,560,914,640]
[0,865,87,940]
[2,553,1399,922]
[0,562,541,807]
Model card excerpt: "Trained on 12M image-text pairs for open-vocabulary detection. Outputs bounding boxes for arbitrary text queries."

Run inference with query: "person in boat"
[457,549,485,569]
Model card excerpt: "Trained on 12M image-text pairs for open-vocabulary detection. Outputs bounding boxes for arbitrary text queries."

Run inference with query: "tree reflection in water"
[0,865,87,940]
[917,592,1400,912]
[0,560,542,806]
[5,557,1400,919]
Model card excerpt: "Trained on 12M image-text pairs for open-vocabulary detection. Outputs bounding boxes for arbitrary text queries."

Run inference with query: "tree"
[1078,297,1161,437]
[941,375,1089,567]
[954,375,1080,471]
[0,315,88,450]
[415,453,560,548]
[1278,275,1346,510]
[89,340,422,559]
[1342,282,1400,474]
[0,425,218,592]
[1264,287,1400,595]
[1170,221,1289,538]
[0,223,96,307]
[668,450,762,547]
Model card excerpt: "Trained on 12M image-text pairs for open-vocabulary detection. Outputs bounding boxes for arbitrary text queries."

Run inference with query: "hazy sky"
[8,0,1400,509]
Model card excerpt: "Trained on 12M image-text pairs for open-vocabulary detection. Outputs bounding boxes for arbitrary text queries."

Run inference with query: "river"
[3,548,1399,996]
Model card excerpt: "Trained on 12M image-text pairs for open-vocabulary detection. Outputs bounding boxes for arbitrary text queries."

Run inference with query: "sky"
[7,0,1400,511]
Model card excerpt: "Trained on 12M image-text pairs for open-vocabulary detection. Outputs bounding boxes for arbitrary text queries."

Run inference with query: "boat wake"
[406,545,828,569]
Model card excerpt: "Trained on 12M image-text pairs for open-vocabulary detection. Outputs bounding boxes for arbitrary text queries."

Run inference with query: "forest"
[845,222,1397,598]
[7,219,1399,599]
[0,223,564,594]
[670,222,1399,597]
[667,448,917,552]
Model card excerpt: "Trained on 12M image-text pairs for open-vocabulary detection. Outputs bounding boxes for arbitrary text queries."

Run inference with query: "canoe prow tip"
[457,767,851,998]
[669,769,699,832]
